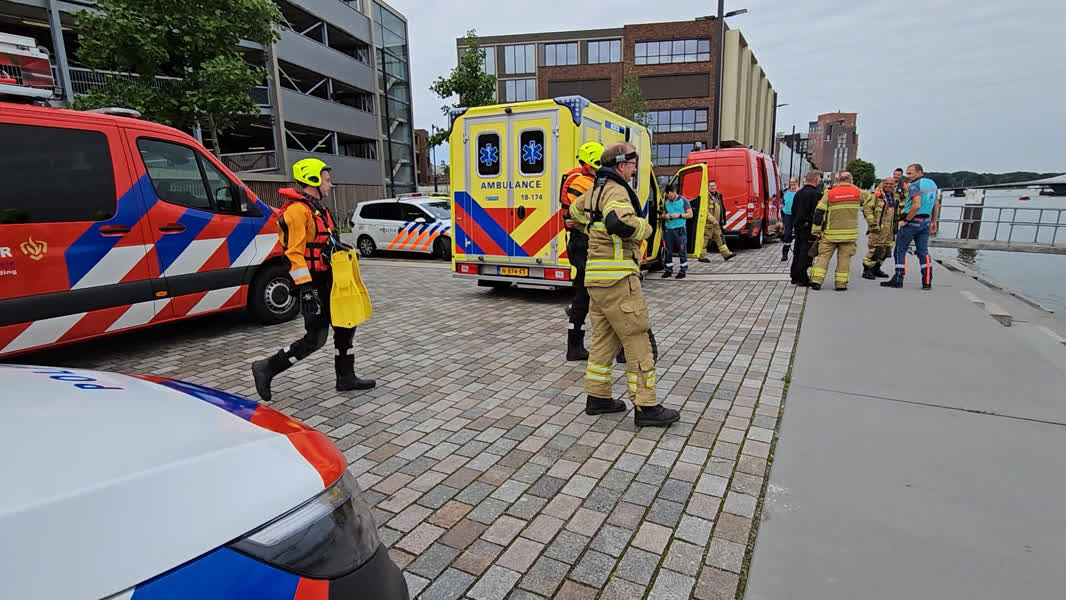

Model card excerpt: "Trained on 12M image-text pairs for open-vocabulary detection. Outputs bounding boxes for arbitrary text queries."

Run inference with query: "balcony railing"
[220,150,279,173]
[62,67,271,107]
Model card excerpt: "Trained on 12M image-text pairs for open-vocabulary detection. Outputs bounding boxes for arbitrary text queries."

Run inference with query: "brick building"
[457,18,777,181]
[413,127,432,187]
[808,112,858,174]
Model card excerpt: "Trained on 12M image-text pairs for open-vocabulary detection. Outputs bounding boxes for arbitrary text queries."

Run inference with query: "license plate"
[499,267,528,277]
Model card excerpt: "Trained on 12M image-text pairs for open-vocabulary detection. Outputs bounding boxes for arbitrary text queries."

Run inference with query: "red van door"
[0,117,159,356]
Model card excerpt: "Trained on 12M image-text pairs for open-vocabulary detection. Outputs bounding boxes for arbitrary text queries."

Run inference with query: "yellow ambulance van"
[447,96,679,289]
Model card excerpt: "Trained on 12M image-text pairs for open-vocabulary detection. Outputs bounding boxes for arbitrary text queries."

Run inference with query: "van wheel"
[249,263,298,324]
[357,235,376,257]
[434,236,452,260]
[749,220,765,249]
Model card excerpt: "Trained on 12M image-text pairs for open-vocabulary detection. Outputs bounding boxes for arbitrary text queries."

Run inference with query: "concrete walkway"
[746,234,1066,598]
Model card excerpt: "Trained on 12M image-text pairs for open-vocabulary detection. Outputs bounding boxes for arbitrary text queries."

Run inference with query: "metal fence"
[64,67,270,107]
[937,204,1066,247]
[220,150,278,173]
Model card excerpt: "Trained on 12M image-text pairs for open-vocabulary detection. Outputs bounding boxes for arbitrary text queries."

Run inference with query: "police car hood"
[0,365,330,600]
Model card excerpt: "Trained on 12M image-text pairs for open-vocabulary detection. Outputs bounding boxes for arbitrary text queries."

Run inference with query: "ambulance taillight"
[457,263,478,275]
[544,268,570,281]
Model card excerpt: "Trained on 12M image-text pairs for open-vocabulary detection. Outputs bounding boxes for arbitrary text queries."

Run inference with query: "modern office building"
[0,0,414,211]
[808,112,858,174]
[457,18,777,181]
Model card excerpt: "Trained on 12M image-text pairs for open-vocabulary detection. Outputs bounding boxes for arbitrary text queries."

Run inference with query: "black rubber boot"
[567,329,589,361]
[335,355,376,391]
[634,404,680,427]
[874,265,891,278]
[698,256,711,263]
[724,253,736,261]
[881,274,904,288]
[585,395,626,416]
[921,267,933,290]
[781,246,789,262]
[252,352,290,401]
[861,265,876,280]
[809,283,821,290]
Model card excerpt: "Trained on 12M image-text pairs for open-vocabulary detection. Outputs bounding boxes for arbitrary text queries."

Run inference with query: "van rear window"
[0,123,116,224]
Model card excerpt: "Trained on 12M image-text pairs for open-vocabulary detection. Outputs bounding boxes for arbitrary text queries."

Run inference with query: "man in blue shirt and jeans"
[883,163,938,290]
[661,184,693,279]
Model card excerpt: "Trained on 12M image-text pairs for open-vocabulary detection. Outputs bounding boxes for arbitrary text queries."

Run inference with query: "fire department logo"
[20,236,47,261]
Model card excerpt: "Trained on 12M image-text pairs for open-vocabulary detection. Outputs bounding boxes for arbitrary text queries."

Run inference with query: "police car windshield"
[422,202,450,220]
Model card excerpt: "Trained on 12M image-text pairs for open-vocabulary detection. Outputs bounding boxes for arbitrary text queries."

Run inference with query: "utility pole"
[788,124,795,181]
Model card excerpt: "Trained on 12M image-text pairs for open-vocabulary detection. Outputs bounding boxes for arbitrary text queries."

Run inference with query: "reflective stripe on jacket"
[811,184,863,242]
[574,178,651,286]
[277,188,336,285]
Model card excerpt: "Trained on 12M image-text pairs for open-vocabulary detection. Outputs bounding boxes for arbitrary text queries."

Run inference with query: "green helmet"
[292,158,331,187]
[577,142,605,169]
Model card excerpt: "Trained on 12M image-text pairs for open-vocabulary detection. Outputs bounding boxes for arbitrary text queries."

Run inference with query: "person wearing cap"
[570,142,679,428]
[561,141,605,361]
[252,158,375,400]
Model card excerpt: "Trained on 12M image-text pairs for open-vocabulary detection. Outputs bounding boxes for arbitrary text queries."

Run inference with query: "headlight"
[228,472,381,579]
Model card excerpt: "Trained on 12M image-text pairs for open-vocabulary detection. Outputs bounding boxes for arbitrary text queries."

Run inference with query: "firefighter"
[697,180,736,262]
[809,171,865,291]
[561,141,605,361]
[571,142,679,428]
[252,158,375,400]
[861,178,897,279]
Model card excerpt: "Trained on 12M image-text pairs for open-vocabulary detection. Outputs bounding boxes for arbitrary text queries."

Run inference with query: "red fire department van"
[0,99,297,358]
[684,148,782,247]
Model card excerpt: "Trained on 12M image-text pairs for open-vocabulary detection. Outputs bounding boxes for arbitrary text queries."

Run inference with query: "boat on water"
[1019,195,1031,200]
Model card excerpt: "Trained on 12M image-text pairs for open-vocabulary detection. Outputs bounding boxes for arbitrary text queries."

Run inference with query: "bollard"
[960,189,985,240]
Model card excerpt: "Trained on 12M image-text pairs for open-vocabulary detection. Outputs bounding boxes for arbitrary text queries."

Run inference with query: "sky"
[388,0,1065,174]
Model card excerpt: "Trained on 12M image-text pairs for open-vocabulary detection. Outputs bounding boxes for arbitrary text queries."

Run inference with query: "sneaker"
[634,404,680,428]
[661,272,673,278]
[676,272,687,280]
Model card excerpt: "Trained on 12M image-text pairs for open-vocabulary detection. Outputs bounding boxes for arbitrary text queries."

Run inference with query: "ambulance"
[448,95,699,289]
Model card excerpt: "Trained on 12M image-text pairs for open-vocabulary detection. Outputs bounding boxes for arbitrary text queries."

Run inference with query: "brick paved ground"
[24,240,804,600]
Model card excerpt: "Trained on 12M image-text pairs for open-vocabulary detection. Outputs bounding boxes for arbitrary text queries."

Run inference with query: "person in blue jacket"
[781,177,799,261]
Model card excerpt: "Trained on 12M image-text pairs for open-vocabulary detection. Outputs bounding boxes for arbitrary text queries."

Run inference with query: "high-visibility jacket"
[561,165,595,232]
[811,184,863,242]
[863,189,894,233]
[571,170,651,286]
[277,188,337,286]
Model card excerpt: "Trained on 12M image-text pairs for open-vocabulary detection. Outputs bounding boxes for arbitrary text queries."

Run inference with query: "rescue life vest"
[279,189,337,274]
[560,166,595,231]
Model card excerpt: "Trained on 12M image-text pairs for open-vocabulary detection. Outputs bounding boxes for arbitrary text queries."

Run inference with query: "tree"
[428,30,497,147]
[612,69,648,126]
[845,158,877,189]
[73,0,283,156]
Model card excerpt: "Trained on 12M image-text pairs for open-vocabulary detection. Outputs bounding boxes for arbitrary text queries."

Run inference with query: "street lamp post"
[788,124,796,181]
[711,2,747,149]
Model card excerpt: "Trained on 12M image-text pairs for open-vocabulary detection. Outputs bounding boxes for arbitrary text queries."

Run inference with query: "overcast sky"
[388,0,1064,174]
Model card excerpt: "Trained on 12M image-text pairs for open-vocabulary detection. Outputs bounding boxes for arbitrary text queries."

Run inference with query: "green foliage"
[73,0,282,153]
[612,69,648,127]
[845,158,877,189]
[428,30,497,147]
[924,171,1061,188]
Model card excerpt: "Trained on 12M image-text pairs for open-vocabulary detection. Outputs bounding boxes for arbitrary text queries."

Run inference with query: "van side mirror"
[413,217,427,224]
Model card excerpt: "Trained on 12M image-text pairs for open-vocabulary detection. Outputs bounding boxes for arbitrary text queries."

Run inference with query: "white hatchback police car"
[350,194,452,259]
[0,364,409,600]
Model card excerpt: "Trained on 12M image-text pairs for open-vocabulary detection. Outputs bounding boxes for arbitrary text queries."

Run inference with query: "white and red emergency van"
[684,147,782,247]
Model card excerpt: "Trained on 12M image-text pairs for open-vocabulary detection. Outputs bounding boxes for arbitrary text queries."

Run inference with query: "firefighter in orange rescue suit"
[252,159,375,400]
[562,141,605,361]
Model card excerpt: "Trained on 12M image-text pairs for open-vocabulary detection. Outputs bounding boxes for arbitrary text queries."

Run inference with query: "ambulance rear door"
[666,163,709,256]
[457,116,509,262]
[507,108,559,268]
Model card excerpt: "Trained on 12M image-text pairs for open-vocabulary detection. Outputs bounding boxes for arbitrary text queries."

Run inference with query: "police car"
[349,194,452,259]
[0,364,409,600]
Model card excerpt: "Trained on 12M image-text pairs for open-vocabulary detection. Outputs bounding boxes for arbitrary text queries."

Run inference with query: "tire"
[434,236,452,260]
[357,235,376,257]
[248,263,298,324]
[749,220,765,249]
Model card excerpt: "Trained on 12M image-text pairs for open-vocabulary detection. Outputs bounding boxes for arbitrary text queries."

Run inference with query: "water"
[931,189,1066,312]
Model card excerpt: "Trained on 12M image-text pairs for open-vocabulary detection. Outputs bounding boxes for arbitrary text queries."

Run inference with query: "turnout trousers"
[810,239,857,289]
[584,275,656,407]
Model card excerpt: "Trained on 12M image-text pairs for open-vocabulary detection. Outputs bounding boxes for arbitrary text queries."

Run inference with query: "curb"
[936,257,1055,314]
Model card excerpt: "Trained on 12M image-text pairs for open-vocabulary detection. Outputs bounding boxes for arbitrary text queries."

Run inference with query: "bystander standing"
[661,184,693,279]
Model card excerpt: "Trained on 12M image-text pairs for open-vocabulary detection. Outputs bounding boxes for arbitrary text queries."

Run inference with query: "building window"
[518,129,545,176]
[504,78,536,102]
[340,138,378,160]
[646,109,708,133]
[544,42,578,66]
[477,132,501,177]
[651,142,702,166]
[503,44,536,74]
[588,39,621,64]
[635,39,711,65]
[483,46,496,75]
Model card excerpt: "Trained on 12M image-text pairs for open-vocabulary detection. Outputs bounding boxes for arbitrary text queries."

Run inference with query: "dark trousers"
[782,213,794,243]
[662,227,688,274]
[280,275,355,365]
[567,232,590,330]
[790,227,813,283]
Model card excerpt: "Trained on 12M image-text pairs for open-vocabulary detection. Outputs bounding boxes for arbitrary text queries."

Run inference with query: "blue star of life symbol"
[522,140,543,164]
[479,143,499,167]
